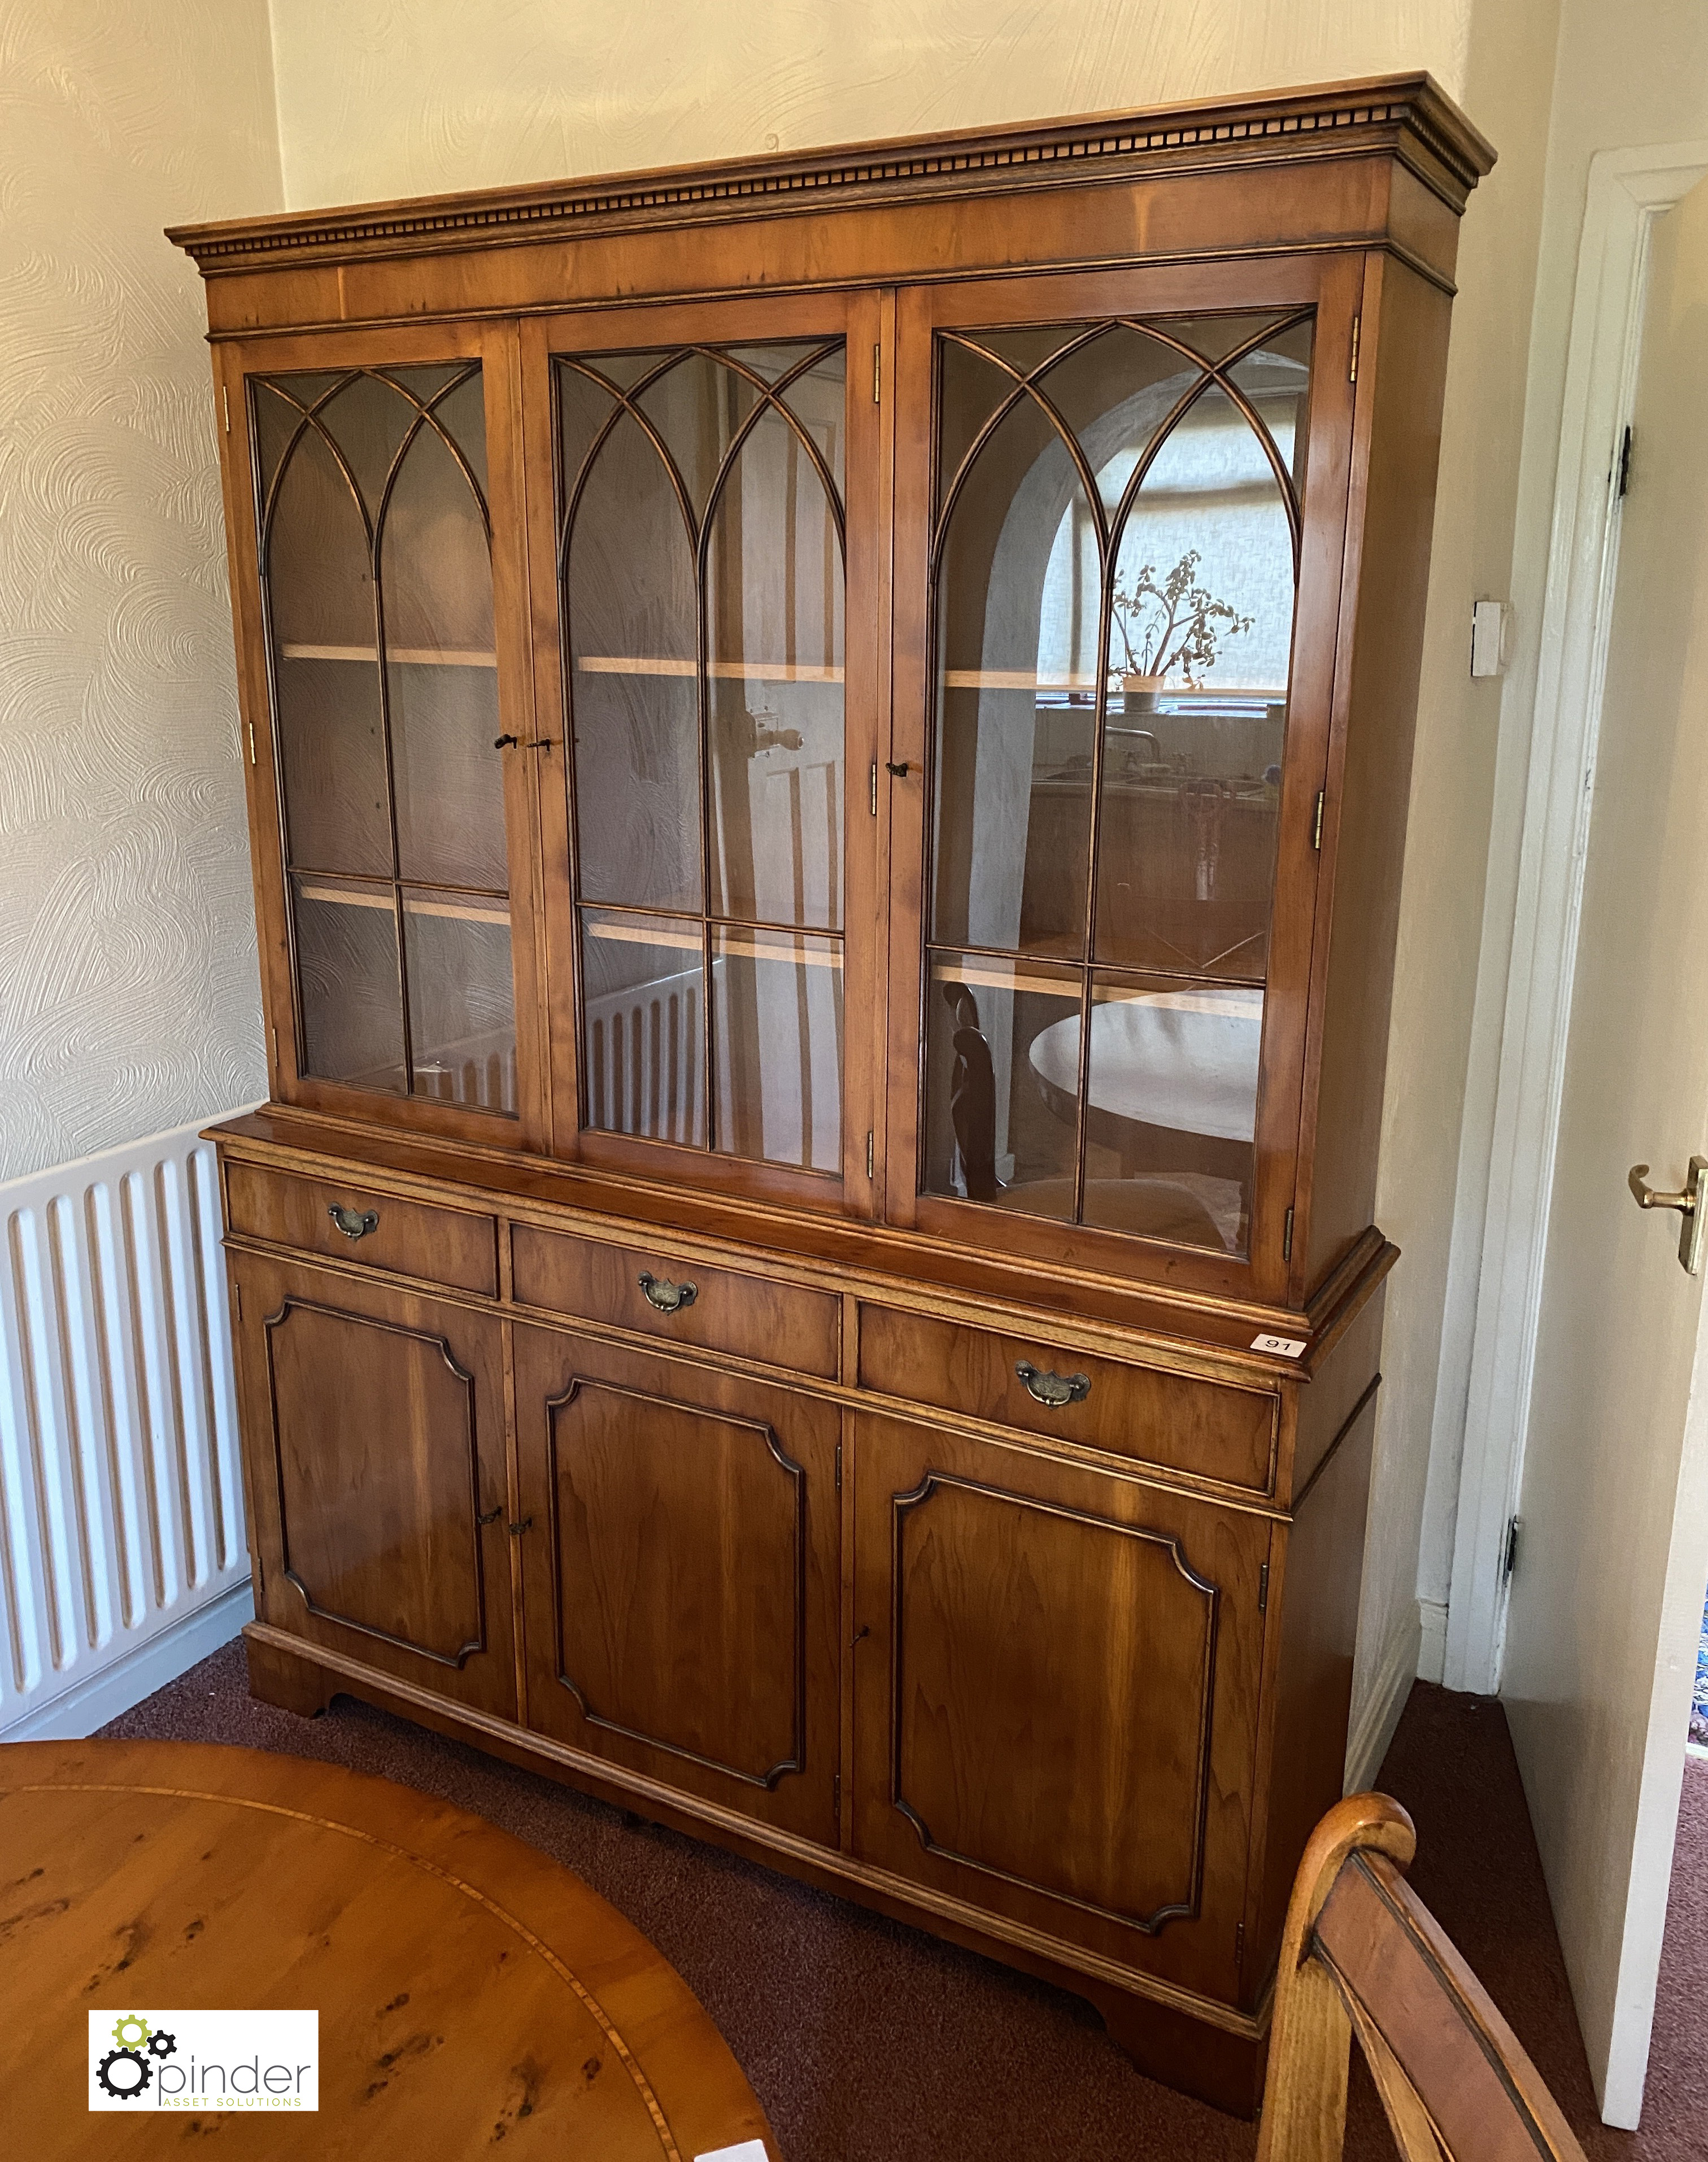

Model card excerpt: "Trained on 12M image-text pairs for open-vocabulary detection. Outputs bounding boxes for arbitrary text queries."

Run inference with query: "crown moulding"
[167,72,1495,274]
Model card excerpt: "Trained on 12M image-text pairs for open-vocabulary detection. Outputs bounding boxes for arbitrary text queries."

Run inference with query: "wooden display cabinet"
[172,73,1492,2113]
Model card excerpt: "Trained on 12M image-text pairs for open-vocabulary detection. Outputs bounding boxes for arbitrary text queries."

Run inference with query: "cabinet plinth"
[181,75,1490,2115]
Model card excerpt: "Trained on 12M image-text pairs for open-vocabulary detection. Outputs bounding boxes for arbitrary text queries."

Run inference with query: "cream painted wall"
[268,0,1475,205]
[0,0,282,1180]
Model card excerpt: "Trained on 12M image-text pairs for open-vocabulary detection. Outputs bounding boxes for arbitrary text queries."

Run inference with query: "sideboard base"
[242,1623,1270,2117]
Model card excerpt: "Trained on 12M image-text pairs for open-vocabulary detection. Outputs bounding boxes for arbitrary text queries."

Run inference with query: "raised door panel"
[851,1413,1267,2002]
[513,1327,839,1844]
[230,1254,516,1717]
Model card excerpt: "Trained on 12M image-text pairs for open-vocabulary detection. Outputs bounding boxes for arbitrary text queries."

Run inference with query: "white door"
[1501,174,1708,2127]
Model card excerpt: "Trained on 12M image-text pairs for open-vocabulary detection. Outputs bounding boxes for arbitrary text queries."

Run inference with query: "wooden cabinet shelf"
[577,656,846,682]
[281,643,498,667]
[177,72,1491,2117]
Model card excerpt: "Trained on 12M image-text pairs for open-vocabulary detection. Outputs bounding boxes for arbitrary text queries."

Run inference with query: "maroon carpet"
[98,1651,1705,2157]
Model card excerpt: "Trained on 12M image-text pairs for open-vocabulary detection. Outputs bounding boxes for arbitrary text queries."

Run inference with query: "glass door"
[887,262,1360,1292]
[529,295,882,1207]
[241,324,542,1142]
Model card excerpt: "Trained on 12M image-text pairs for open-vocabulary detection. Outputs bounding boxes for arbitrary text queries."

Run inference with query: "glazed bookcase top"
[174,72,1490,1321]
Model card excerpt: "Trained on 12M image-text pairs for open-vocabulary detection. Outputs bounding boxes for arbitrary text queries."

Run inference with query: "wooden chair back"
[1257,1792,1588,2162]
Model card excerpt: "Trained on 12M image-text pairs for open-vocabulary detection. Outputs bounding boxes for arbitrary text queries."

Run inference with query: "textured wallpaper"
[0,0,282,1180]
[269,0,1473,207]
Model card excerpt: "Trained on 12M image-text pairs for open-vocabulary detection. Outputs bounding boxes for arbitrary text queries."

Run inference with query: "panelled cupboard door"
[521,291,884,1211]
[229,1254,517,1719]
[512,1326,841,1845]
[851,1414,1268,2002]
[883,257,1362,1305]
[215,321,548,1152]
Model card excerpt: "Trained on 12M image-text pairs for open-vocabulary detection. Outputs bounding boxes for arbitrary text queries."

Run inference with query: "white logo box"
[89,2011,319,2112]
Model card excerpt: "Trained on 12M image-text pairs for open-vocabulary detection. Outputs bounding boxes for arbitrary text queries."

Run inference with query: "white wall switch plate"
[1470,598,1509,677]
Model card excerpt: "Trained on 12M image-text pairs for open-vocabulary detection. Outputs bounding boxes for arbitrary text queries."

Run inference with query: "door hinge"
[270,1025,280,1074]
[246,716,256,766]
[869,760,878,816]
[1349,316,1360,385]
[1258,1562,1269,1614]
[222,383,230,434]
[1502,1514,1521,1583]
[835,1440,843,1493]
[1312,788,1325,851]
[1282,1206,1294,1262]
[834,1771,842,1816]
[231,1279,242,1323]
[873,342,881,404]
[1235,1920,1246,1973]
[865,1129,874,1180]
[1616,424,1633,499]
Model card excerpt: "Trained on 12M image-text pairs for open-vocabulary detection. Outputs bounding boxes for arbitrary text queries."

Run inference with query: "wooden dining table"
[0,1737,776,2159]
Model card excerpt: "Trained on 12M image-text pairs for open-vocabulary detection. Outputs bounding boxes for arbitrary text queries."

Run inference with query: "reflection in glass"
[714,927,843,1172]
[268,425,390,878]
[705,370,844,928]
[564,395,702,913]
[922,310,1314,1253]
[922,952,1082,1221]
[558,340,847,1174]
[383,375,504,891]
[402,888,516,1114]
[580,908,705,1147]
[292,874,405,1092]
[259,361,516,1114]
[1078,977,1260,1250]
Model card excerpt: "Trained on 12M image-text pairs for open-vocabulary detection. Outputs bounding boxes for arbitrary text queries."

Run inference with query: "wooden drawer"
[857,1305,1276,1491]
[511,1224,840,1379]
[225,1162,497,1297]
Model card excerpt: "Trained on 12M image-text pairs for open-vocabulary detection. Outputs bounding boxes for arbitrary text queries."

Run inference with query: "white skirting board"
[0,1113,256,1741]
[1345,1601,1425,1794]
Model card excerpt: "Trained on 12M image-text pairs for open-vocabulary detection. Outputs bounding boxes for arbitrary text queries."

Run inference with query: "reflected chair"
[1257,1792,1588,2162]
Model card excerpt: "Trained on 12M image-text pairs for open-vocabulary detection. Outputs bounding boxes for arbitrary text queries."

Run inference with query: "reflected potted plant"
[1109,548,1253,712]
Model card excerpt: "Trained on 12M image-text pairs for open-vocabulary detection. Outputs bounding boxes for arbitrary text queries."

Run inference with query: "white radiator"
[0,1114,255,1740]
[585,966,704,1143]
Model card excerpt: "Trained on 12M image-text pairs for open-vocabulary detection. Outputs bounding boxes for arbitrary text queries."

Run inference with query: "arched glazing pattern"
[557,341,847,1175]
[922,311,1314,1256]
[254,363,516,1115]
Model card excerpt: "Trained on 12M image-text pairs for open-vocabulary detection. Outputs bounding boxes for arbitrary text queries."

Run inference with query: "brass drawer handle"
[638,1271,698,1315]
[328,1205,379,1242]
[1015,1361,1091,1409]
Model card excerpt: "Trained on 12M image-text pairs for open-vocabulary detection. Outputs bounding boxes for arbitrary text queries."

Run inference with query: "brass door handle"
[1015,1361,1091,1409]
[328,1205,378,1241]
[638,1271,697,1315]
[1628,1157,1708,1275]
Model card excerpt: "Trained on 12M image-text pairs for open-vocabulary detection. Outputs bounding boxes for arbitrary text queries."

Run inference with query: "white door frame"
[1445,140,1708,1695]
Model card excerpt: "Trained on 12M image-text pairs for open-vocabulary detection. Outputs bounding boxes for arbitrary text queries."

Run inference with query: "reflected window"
[922,312,1314,1254]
